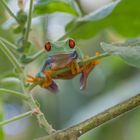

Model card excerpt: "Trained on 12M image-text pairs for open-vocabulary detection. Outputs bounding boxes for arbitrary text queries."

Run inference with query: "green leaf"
[68,0,140,39]
[101,39,140,68]
[0,40,23,73]
[67,0,82,16]
[0,47,13,77]
[33,0,78,16]
[77,0,120,22]
[0,77,21,91]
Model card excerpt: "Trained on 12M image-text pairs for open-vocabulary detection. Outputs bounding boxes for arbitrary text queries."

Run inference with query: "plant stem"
[0,37,18,50]
[20,77,55,135]
[0,40,23,73]
[24,0,33,45]
[35,93,140,140]
[0,88,29,100]
[19,72,55,134]
[21,49,45,64]
[0,0,18,22]
[80,52,110,65]
[36,112,55,134]
[27,94,55,134]
[28,49,44,61]
[0,111,32,126]
[1,0,60,136]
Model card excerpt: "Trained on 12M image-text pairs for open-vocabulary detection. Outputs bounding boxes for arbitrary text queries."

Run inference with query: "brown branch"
[35,93,140,140]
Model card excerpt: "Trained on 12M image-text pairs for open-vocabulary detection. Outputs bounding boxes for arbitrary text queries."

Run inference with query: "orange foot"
[27,75,42,84]
[27,70,53,89]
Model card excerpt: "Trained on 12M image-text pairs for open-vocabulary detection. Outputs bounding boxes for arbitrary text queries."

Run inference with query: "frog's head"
[44,39,77,56]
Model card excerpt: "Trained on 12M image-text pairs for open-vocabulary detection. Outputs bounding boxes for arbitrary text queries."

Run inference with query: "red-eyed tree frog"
[32,39,99,93]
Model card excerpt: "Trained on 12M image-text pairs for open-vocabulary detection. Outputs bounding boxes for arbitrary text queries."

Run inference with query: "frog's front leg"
[36,58,52,78]
[36,59,59,93]
[41,71,59,93]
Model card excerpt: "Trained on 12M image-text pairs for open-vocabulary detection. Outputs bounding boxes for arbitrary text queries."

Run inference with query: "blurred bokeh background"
[0,0,140,140]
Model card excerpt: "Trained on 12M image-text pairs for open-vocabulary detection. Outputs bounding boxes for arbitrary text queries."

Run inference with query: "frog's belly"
[50,54,74,69]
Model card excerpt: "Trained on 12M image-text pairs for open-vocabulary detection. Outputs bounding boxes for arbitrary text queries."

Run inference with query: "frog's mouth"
[56,51,73,55]
[49,51,74,56]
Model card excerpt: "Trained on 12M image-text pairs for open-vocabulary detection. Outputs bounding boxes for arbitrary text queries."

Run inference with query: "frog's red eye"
[45,42,51,51]
[69,39,75,48]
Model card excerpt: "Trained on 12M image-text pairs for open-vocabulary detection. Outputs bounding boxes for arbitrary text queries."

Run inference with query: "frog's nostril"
[45,41,51,51]
[69,39,75,49]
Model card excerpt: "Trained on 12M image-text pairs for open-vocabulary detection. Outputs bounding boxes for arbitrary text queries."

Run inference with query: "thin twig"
[0,37,18,50]
[21,49,44,63]
[24,0,33,45]
[0,88,29,100]
[35,93,140,140]
[27,94,55,134]
[18,74,55,134]
[17,0,53,133]
[0,0,18,22]
[0,111,32,126]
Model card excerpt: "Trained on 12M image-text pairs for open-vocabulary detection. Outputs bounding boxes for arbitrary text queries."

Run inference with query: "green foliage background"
[0,0,140,140]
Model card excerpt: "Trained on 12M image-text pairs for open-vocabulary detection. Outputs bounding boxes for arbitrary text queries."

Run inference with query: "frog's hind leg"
[43,71,59,93]
[80,64,94,90]
[80,60,99,90]
[47,80,59,93]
